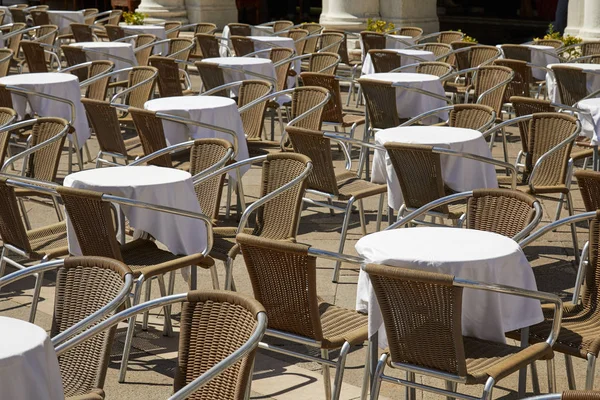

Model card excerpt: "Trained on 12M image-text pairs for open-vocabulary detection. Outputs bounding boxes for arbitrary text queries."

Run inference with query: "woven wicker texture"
[82,8,98,25]
[237,234,368,348]
[26,118,68,182]
[128,107,171,167]
[0,85,12,109]
[449,41,476,69]
[576,170,600,212]
[422,43,452,60]
[0,176,34,253]
[230,35,254,57]
[134,34,156,66]
[104,24,124,41]
[8,6,26,23]
[470,45,501,67]
[164,21,181,39]
[193,32,219,59]
[360,31,385,53]
[21,40,49,73]
[149,56,184,97]
[168,38,192,61]
[494,59,531,101]
[324,29,353,65]
[228,23,251,37]
[369,49,401,73]
[0,49,12,78]
[319,31,344,54]
[273,20,293,34]
[510,96,554,156]
[553,65,588,106]
[466,189,536,237]
[448,104,494,130]
[473,65,513,115]
[270,47,293,91]
[384,142,452,214]
[358,78,400,130]
[30,10,49,25]
[239,80,271,141]
[173,291,264,400]
[562,391,600,400]
[0,10,5,25]
[300,23,322,54]
[35,25,58,48]
[290,86,329,130]
[500,45,531,62]
[438,31,464,44]
[85,61,113,101]
[308,52,339,75]
[62,45,88,82]
[398,27,423,38]
[536,39,563,48]
[195,62,226,96]
[582,42,600,57]
[125,66,157,109]
[195,23,217,35]
[0,107,16,165]
[6,23,25,58]
[416,61,453,77]
[54,257,131,397]
[287,29,308,55]
[71,24,94,42]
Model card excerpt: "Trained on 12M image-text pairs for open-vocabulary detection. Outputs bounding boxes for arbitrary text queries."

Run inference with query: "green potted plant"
[366,18,395,34]
[122,11,146,26]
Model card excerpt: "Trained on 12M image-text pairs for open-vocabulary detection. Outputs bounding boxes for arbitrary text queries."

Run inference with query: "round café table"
[524,44,560,80]
[0,72,90,149]
[0,316,64,400]
[371,126,498,210]
[355,227,543,348]
[201,57,276,95]
[144,96,250,177]
[47,10,84,35]
[120,24,167,55]
[361,49,435,75]
[546,63,600,103]
[248,35,298,87]
[69,41,137,74]
[220,24,273,57]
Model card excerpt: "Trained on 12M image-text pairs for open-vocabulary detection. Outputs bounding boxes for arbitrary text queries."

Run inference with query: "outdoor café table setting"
[546,62,600,103]
[355,227,544,348]
[0,72,91,149]
[360,34,415,57]
[220,24,273,57]
[0,316,64,400]
[200,56,276,92]
[120,24,168,55]
[497,44,560,80]
[361,48,435,75]
[47,10,85,34]
[371,126,498,210]
[69,41,138,73]
[246,35,299,87]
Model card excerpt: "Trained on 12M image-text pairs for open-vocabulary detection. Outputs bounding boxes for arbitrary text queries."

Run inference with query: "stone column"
[136,0,189,24]
[319,0,380,31]
[379,0,439,34]
[564,0,583,36]
[579,0,600,39]
[185,0,238,28]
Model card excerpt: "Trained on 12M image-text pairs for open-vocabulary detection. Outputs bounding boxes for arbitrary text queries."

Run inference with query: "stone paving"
[0,85,595,399]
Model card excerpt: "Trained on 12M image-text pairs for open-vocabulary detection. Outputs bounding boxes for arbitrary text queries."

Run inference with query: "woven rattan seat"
[368,49,401,73]
[104,24,124,41]
[149,55,195,97]
[319,31,344,54]
[71,24,95,42]
[552,65,588,106]
[360,31,385,53]
[230,35,254,57]
[227,23,251,37]
[307,52,340,75]
[494,59,532,101]
[134,34,156,66]
[164,21,181,39]
[166,38,192,61]
[0,107,17,165]
[437,31,464,44]
[300,23,322,54]
[26,221,69,259]
[113,66,158,129]
[21,40,52,73]
[195,61,226,95]
[358,78,400,129]
[195,33,221,59]
[501,44,532,62]
[273,20,293,34]
[188,24,217,60]
[287,28,309,55]
[416,61,453,77]
[422,43,452,60]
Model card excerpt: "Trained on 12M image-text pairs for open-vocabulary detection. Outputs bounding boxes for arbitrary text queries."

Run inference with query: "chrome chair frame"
[399,104,496,132]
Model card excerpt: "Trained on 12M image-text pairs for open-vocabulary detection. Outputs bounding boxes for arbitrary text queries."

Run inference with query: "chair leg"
[326,198,335,216]
[586,353,597,390]
[189,265,197,290]
[406,371,416,400]
[321,349,332,400]
[332,199,355,283]
[360,342,371,400]
[388,206,394,227]
[567,193,580,265]
[554,193,565,221]
[142,279,152,330]
[331,342,351,400]
[18,197,32,231]
[119,277,144,383]
[209,264,220,289]
[52,197,64,221]
[29,268,45,323]
[157,275,173,337]
[530,361,540,394]
[547,358,556,392]
[445,381,457,400]
[0,248,7,278]
[225,179,232,218]
[358,199,367,236]
[481,377,495,400]
[369,354,388,400]
[565,354,576,390]
[376,194,384,232]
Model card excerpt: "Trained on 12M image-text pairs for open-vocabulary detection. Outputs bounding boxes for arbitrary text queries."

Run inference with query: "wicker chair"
[319,31,344,54]
[270,47,294,91]
[288,28,309,55]
[0,176,69,323]
[286,126,386,281]
[195,33,221,59]
[189,23,218,60]
[30,10,50,26]
[196,61,226,95]
[396,26,423,38]
[166,37,193,61]
[164,21,181,39]
[237,233,369,400]
[81,98,143,167]
[536,39,563,48]
[56,185,216,383]
[421,42,452,60]
[20,40,54,73]
[360,31,385,54]
[70,23,95,42]
[401,103,496,131]
[74,60,114,101]
[104,24,124,41]
[82,8,99,25]
[8,6,26,23]
[109,66,158,129]
[358,78,400,129]
[273,20,294,34]
[0,49,12,78]
[307,51,340,75]
[0,256,133,400]
[228,22,251,37]
[366,263,560,400]
[438,31,465,44]
[3,22,26,70]
[300,22,323,54]
[149,55,194,97]
[230,35,254,57]
[415,60,454,77]
[576,170,600,212]
[494,59,532,101]
[501,44,532,62]
[62,45,88,79]
[552,65,592,106]
[133,33,156,66]
[368,49,401,73]
[237,80,275,150]
[523,392,600,400]
[0,107,17,165]
[444,45,502,97]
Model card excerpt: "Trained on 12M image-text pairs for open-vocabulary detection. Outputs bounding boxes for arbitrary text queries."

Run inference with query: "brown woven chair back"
[54,256,132,398]
[290,86,329,130]
[384,142,450,213]
[134,34,156,66]
[239,80,271,140]
[579,210,600,311]
[0,107,16,165]
[270,47,293,91]
[0,10,5,25]
[364,263,467,376]
[308,52,339,75]
[369,49,401,73]
[422,43,452,60]
[493,59,531,101]
[237,233,325,340]
[470,45,501,68]
[0,84,13,109]
[575,170,600,212]
[81,98,127,156]
[300,72,344,124]
[35,25,58,47]
[195,61,227,96]
[438,31,464,44]
[30,10,49,26]
[164,21,181,39]
[398,27,423,38]
[473,65,513,115]
[104,24,124,41]
[149,55,183,97]
[195,33,221,59]
[562,391,600,400]
[361,31,386,53]
[448,104,494,130]
[500,44,531,62]
[510,96,553,153]
[195,22,217,35]
[231,35,254,57]
[9,7,26,23]
[273,20,293,34]
[449,41,476,69]
[286,126,339,195]
[126,66,157,108]
[358,78,400,130]
[168,38,193,61]
[287,28,308,55]
[536,39,563,48]
[552,65,588,106]
[319,31,344,54]
[228,23,251,37]
[71,24,94,42]
[85,60,113,101]
[0,176,33,253]
[415,61,453,77]
[466,188,536,237]
[129,107,171,167]
[0,49,12,77]
[100,10,121,26]
[300,23,322,54]
[27,118,68,182]
[57,186,123,260]
[190,139,233,222]
[21,40,48,73]
[582,42,600,57]
[174,291,265,400]
[324,29,351,64]
[62,45,88,81]
[82,8,98,25]
[7,23,26,56]
[527,112,578,188]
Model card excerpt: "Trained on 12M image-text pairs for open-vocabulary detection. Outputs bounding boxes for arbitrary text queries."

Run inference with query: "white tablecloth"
[361,49,435,75]
[201,57,276,90]
[371,126,498,210]
[0,6,13,24]
[64,166,208,261]
[120,24,167,55]
[0,316,64,400]
[356,228,543,347]
[577,98,600,145]
[144,96,250,179]
[0,73,90,148]
[362,72,448,121]
[70,42,137,74]
[526,45,560,80]
[220,25,273,57]
[360,34,415,59]
[546,63,600,104]
[47,10,84,35]
[248,35,298,87]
